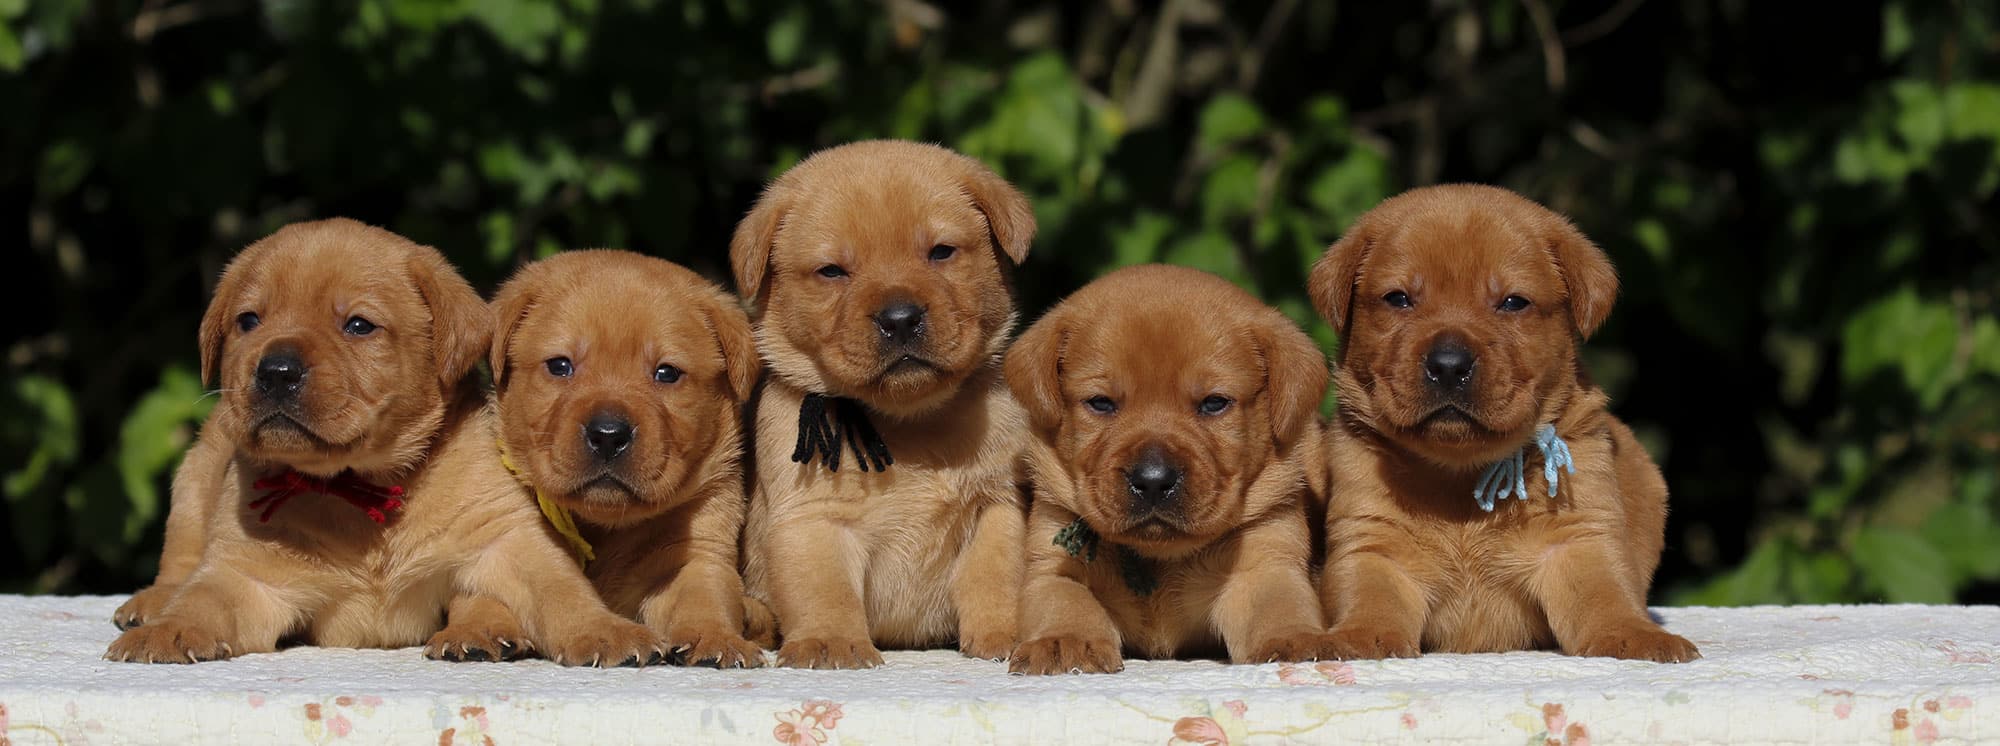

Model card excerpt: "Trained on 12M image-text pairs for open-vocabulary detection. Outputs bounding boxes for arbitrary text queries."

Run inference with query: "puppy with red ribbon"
[107,219,666,666]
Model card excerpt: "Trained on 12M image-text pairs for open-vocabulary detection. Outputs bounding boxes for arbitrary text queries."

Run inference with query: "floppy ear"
[1003,307,1070,434]
[197,245,266,388]
[729,187,788,302]
[1543,214,1619,339]
[704,290,761,401]
[1308,218,1377,338]
[1255,314,1331,450]
[959,160,1037,265]
[486,266,541,392]
[409,249,493,389]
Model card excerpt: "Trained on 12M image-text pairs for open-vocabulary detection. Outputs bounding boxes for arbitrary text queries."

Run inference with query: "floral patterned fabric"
[2,597,1995,744]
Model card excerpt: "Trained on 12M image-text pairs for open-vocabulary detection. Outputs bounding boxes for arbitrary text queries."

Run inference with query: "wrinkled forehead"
[775,175,987,265]
[517,287,717,367]
[1068,304,1259,397]
[243,243,421,316]
[1367,210,1560,294]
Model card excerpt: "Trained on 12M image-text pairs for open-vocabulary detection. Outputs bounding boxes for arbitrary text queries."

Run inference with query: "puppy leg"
[1321,547,1428,660]
[640,498,764,669]
[1010,506,1122,675]
[463,530,668,667]
[768,515,881,669]
[426,594,531,662]
[951,496,1024,660]
[105,552,313,663]
[115,426,229,629]
[1532,531,1699,662]
[1215,512,1329,664]
[1532,436,1698,663]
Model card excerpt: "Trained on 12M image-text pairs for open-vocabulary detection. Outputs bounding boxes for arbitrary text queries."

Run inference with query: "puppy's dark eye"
[343,316,378,336]
[1383,290,1413,309]
[1198,395,1232,416]
[236,312,260,332]
[1498,295,1532,312]
[1084,396,1117,415]
[928,244,957,262]
[654,364,683,384]
[816,264,849,279]
[545,357,574,378]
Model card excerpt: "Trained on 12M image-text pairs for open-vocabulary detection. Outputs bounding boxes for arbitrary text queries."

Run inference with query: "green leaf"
[1199,155,1261,225]
[0,22,21,72]
[1840,286,1959,409]
[1851,526,1956,603]
[1672,536,1784,608]
[3,374,79,499]
[1921,502,2000,579]
[1785,551,1855,603]
[765,6,806,67]
[1306,147,1390,231]
[1162,230,1249,288]
[115,367,213,544]
[1110,211,1174,268]
[1197,94,1265,152]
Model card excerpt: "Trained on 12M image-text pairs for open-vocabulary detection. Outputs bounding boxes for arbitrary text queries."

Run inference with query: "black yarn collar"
[792,393,894,473]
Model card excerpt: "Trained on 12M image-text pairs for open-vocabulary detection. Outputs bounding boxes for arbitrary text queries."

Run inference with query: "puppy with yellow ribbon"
[484,249,769,668]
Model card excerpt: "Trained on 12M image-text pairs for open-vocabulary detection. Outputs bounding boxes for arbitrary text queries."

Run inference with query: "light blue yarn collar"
[1472,424,1575,512]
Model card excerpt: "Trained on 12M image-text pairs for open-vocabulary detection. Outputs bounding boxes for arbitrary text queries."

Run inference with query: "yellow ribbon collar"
[498,440,595,567]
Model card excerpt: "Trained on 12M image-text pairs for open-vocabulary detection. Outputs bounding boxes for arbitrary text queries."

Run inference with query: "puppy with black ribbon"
[730,141,1036,669]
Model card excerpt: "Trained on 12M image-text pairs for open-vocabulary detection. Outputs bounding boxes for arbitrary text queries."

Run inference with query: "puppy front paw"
[1240,628,1338,664]
[112,584,179,630]
[425,618,532,662]
[665,625,767,669]
[105,621,235,664]
[1007,635,1123,675]
[541,618,668,668]
[1325,624,1419,660]
[1568,624,1701,663]
[958,628,1017,662]
[777,637,883,669]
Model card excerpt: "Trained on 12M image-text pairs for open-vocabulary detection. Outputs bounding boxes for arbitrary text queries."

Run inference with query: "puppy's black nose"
[255,353,308,398]
[1125,449,1183,513]
[1423,340,1476,388]
[583,414,634,462]
[873,302,927,345]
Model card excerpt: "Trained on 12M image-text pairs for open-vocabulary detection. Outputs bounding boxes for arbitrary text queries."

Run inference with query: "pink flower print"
[1914,719,1939,744]
[1947,696,1974,710]
[1316,661,1356,685]
[248,695,266,709]
[1542,703,1566,735]
[1277,661,1357,686]
[328,713,352,738]
[802,700,843,729]
[1565,723,1591,746]
[1222,701,1247,719]
[1400,712,1418,730]
[1170,716,1228,746]
[773,714,823,746]
[774,700,842,746]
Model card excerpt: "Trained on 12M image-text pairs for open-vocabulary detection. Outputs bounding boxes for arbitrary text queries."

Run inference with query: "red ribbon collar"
[248,470,406,524]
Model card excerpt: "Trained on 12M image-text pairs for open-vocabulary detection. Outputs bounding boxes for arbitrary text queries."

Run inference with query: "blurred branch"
[131,0,241,41]
[1122,0,1189,129]
[1235,0,1299,92]
[1560,0,1647,46]
[1518,0,1567,93]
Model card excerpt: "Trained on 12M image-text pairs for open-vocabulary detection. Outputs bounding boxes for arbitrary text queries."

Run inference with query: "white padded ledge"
[2,597,1996,744]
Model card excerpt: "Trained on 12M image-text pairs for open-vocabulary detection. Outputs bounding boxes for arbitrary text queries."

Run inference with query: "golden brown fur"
[107,219,666,666]
[732,140,1034,668]
[1308,185,1698,662]
[486,249,766,667]
[1004,265,1332,674]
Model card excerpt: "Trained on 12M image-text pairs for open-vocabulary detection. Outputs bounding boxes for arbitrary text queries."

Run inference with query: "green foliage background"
[3,1,1997,604]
